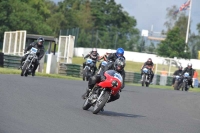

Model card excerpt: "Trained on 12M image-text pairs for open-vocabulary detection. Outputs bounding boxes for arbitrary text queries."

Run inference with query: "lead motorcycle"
[21,47,38,77]
[141,66,152,87]
[82,69,122,114]
[178,72,190,91]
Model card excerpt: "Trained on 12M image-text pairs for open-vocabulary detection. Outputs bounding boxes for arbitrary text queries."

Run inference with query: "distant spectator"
[193,70,199,88]
[160,68,168,85]
[161,68,168,76]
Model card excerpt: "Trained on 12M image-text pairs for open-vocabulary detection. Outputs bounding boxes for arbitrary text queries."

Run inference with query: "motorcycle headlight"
[111,80,118,87]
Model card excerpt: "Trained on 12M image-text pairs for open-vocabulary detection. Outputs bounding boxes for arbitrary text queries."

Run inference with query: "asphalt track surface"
[0,74,200,133]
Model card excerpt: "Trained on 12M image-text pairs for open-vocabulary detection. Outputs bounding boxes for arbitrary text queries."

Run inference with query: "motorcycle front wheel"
[21,62,29,77]
[82,98,92,110]
[83,67,89,81]
[141,74,146,86]
[173,81,179,90]
[93,90,110,114]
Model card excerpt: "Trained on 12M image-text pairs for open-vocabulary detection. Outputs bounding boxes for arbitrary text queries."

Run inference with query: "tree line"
[0,0,141,51]
[0,0,200,59]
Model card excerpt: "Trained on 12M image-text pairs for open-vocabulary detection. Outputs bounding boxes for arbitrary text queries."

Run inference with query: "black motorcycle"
[141,67,151,87]
[21,47,38,77]
[82,58,95,81]
[173,74,182,90]
[177,72,190,91]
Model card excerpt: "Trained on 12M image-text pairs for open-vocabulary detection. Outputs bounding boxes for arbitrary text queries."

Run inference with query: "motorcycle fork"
[28,59,34,71]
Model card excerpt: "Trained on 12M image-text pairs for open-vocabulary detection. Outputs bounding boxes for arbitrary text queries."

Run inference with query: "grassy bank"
[73,57,200,79]
[0,67,81,80]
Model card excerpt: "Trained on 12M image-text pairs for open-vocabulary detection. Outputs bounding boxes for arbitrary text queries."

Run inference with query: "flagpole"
[185,0,192,45]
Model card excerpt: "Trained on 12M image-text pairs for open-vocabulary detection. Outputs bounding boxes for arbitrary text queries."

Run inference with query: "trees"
[86,0,140,50]
[0,0,53,41]
[157,27,191,59]
[158,5,194,59]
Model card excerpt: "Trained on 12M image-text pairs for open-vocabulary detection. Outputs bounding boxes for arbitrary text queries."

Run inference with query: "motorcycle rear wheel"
[93,91,110,114]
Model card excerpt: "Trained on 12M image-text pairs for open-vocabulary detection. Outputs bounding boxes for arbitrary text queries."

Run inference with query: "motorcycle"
[97,61,108,74]
[21,47,38,77]
[82,70,122,114]
[82,58,95,81]
[179,72,190,91]
[173,74,182,90]
[141,66,151,87]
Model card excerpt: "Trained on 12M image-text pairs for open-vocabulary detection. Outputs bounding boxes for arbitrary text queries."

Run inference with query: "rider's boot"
[32,70,35,76]
[82,89,91,99]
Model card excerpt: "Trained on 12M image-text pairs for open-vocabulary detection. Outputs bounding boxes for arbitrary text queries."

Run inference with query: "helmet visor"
[117,53,123,57]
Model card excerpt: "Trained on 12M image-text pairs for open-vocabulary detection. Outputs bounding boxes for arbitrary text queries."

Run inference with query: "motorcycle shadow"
[100,111,145,118]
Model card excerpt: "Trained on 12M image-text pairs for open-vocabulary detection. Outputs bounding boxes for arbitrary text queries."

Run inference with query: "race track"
[0,74,200,133]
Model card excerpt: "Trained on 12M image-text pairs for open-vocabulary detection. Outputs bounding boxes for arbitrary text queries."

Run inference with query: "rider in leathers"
[172,66,183,86]
[179,63,195,88]
[141,58,154,83]
[20,37,45,76]
[82,57,126,103]
[83,48,99,75]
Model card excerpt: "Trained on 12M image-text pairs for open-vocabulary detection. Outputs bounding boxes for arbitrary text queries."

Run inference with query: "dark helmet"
[178,65,182,70]
[187,63,192,68]
[114,57,125,72]
[91,48,97,56]
[37,37,45,45]
[116,48,124,57]
[147,58,152,62]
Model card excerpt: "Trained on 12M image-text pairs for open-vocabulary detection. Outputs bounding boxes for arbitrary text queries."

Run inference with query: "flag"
[173,0,191,15]
[180,0,191,11]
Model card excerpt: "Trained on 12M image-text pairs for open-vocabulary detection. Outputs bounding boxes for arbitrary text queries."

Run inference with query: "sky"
[53,0,200,34]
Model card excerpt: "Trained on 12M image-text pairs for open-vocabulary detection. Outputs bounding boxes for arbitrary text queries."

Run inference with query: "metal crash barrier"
[3,54,21,68]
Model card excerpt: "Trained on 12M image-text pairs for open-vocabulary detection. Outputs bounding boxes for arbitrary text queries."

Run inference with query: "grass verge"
[0,67,81,80]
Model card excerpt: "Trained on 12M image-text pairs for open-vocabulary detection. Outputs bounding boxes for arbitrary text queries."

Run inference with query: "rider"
[83,48,99,75]
[107,47,125,62]
[172,65,183,86]
[105,47,126,87]
[99,49,112,61]
[20,37,45,76]
[141,58,154,83]
[98,49,112,69]
[82,57,126,104]
[180,63,195,88]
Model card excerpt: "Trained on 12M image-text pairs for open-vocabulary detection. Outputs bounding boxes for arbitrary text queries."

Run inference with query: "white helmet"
[187,63,192,68]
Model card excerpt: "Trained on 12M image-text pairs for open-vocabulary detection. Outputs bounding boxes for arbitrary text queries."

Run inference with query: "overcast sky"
[53,0,200,34]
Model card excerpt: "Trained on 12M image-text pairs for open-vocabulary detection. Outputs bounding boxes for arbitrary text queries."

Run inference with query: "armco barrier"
[3,54,21,68]
[58,63,82,77]
[58,63,176,86]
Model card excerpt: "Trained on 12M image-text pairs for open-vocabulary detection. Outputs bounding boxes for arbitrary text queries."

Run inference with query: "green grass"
[0,67,81,80]
[72,57,200,78]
